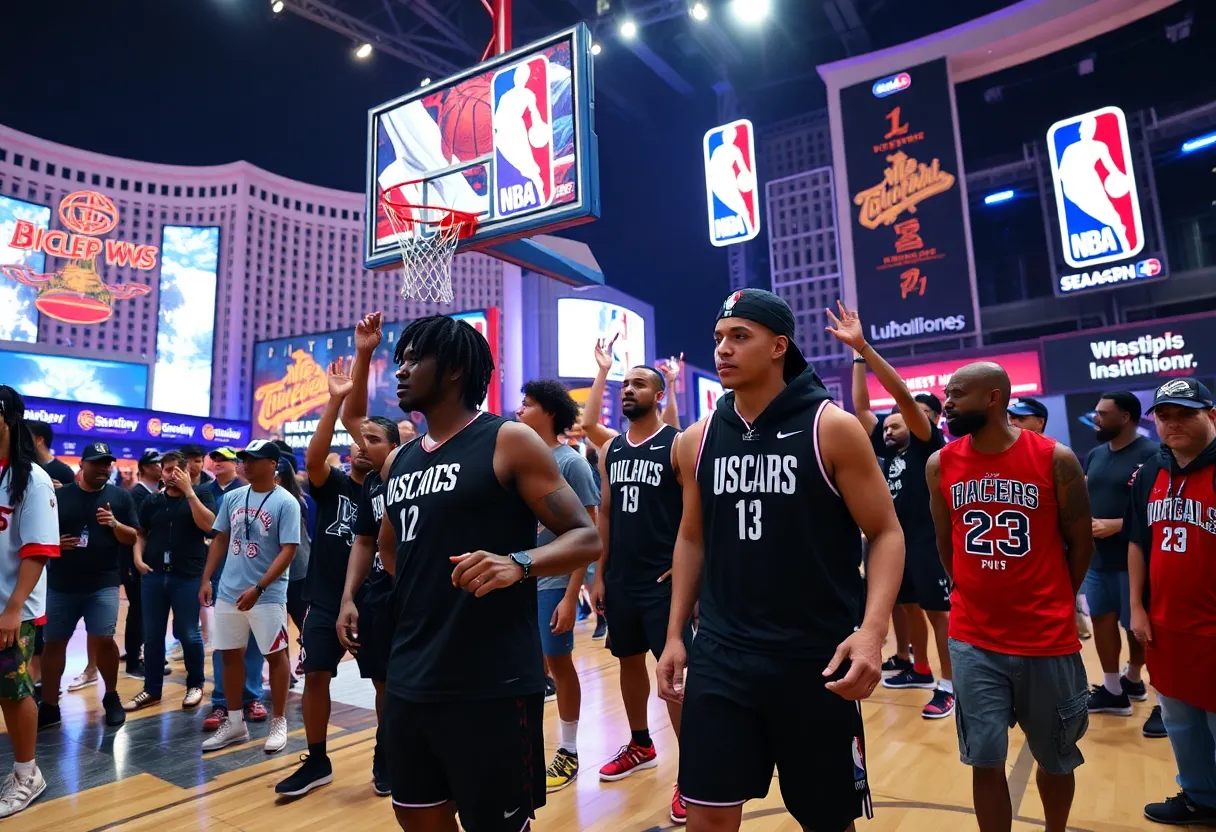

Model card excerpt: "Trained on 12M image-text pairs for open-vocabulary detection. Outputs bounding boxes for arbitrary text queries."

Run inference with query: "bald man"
[926,362,1093,832]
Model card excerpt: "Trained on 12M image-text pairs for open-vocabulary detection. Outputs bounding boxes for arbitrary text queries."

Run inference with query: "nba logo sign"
[1047,107,1145,269]
[491,56,554,218]
[703,119,760,247]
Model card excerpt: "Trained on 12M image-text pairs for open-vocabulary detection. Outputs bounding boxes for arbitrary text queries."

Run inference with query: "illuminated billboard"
[695,374,725,421]
[0,350,148,408]
[0,195,52,343]
[703,119,760,247]
[865,351,1041,410]
[251,310,501,450]
[556,298,647,382]
[152,226,220,417]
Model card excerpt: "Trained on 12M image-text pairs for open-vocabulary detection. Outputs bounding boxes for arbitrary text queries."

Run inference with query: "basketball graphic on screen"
[439,75,493,161]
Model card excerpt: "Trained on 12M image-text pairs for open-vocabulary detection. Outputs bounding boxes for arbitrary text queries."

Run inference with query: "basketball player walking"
[658,289,905,832]
[827,302,955,719]
[377,315,601,832]
[926,362,1093,832]
[580,340,690,823]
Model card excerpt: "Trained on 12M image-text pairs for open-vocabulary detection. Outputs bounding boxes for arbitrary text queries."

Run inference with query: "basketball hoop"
[379,183,480,303]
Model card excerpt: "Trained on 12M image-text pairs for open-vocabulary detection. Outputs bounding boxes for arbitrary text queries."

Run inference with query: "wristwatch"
[255,584,266,596]
[509,551,532,580]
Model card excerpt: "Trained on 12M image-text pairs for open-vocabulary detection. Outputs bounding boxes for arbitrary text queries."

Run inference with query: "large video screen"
[152,226,219,417]
[0,350,148,408]
[695,374,725,421]
[251,310,500,450]
[366,24,598,269]
[557,298,647,382]
[0,195,52,343]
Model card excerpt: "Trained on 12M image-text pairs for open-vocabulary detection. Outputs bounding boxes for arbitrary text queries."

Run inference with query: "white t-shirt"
[0,463,59,622]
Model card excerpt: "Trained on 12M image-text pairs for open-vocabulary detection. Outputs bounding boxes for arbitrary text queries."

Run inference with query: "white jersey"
[0,464,59,622]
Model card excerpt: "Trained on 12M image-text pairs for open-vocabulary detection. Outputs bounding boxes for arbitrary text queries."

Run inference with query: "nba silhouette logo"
[703,119,760,247]
[599,305,638,379]
[1047,107,1145,269]
[491,56,554,218]
[851,737,867,784]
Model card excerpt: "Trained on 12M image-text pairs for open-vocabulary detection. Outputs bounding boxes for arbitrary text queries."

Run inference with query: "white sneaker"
[0,767,47,818]
[264,716,288,754]
[202,718,250,752]
[168,641,184,661]
[67,669,98,692]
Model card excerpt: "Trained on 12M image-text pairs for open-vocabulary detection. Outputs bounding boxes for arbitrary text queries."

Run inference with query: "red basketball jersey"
[938,429,1079,656]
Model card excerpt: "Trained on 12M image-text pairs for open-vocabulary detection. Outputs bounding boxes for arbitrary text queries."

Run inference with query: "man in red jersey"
[926,362,1093,832]
[1126,378,1216,826]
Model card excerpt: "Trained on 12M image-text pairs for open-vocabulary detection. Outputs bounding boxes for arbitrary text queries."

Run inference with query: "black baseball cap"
[716,289,808,382]
[1147,378,1214,413]
[138,449,163,466]
[915,392,943,415]
[180,444,205,458]
[81,442,116,463]
[1008,397,1048,419]
[237,439,281,462]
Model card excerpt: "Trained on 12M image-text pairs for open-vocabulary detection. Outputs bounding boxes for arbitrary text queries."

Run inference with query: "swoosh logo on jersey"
[649,445,666,450]
[776,430,804,439]
[503,808,520,819]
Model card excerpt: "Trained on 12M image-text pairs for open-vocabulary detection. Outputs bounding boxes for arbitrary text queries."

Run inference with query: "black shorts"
[300,605,345,676]
[679,636,873,832]
[896,543,952,612]
[384,693,546,831]
[605,584,691,661]
[353,593,392,682]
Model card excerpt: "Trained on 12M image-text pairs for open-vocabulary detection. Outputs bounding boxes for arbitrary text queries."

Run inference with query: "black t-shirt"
[1085,435,1158,571]
[52,483,138,593]
[40,458,75,487]
[354,470,392,605]
[138,486,218,576]
[304,466,360,611]
[127,481,159,514]
[872,421,946,547]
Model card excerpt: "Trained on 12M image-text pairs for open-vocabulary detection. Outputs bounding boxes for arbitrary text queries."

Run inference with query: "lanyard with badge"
[243,488,274,556]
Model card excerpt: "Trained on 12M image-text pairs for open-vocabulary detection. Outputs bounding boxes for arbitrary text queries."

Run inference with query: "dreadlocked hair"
[394,316,494,411]
[0,386,37,507]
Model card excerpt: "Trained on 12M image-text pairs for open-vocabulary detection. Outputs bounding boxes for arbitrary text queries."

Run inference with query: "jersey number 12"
[400,506,419,542]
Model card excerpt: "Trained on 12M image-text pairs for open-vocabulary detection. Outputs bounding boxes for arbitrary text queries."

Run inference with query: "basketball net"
[379,186,479,304]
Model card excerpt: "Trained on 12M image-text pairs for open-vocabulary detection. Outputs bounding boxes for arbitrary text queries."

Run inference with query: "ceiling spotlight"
[731,0,771,24]
[619,19,638,39]
[355,42,372,59]
[420,77,432,87]
[590,42,602,56]
[690,2,709,21]
[271,0,284,12]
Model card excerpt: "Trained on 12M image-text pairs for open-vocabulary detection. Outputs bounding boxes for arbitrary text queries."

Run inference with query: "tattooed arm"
[451,422,601,595]
[1053,442,1094,594]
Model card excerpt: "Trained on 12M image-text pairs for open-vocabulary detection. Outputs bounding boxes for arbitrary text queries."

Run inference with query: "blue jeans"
[209,576,264,708]
[44,586,120,641]
[141,571,206,698]
[1159,694,1216,810]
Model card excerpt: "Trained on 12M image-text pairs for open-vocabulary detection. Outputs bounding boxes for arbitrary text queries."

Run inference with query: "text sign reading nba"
[839,58,977,345]
[492,57,555,218]
[703,119,760,247]
[1046,106,1165,295]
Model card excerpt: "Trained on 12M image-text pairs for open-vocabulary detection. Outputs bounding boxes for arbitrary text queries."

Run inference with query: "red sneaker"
[202,706,227,732]
[598,740,658,781]
[244,701,269,722]
[670,784,687,824]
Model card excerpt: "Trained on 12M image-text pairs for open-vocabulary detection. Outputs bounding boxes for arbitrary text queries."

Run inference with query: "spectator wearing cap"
[180,445,211,486]
[1126,378,1216,825]
[115,449,164,679]
[130,451,163,512]
[204,448,245,507]
[39,442,139,731]
[1008,397,1049,435]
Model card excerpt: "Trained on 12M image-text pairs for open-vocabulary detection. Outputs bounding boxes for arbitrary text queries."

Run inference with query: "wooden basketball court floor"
[0,603,1183,832]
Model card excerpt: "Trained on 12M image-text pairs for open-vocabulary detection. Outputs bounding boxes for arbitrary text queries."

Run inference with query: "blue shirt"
[212,484,301,606]
[536,444,600,591]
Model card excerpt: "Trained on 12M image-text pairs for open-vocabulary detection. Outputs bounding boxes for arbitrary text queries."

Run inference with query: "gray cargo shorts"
[948,638,1089,775]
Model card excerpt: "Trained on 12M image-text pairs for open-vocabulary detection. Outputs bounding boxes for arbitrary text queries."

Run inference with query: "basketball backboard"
[365,23,600,281]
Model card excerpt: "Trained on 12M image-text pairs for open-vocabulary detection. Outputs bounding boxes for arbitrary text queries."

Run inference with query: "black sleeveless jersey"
[353,469,393,607]
[604,423,683,593]
[695,369,864,658]
[383,413,541,702]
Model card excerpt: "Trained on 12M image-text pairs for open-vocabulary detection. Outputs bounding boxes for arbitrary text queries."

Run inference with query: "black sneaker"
[544,677,557,703]
[1122,675,1148,702]
[881,655,914,677]
[103,692,127,727]
[1143,705,1168,738]
[372,744,391,797]
[124,660,145,680]
[592,617,607,640]
[32,682,41,705]
[1145,791,1216,825]
[37,703,61,731]
[1087,683,1133,716]
[275,753,334,797]
[882,668,935,690]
